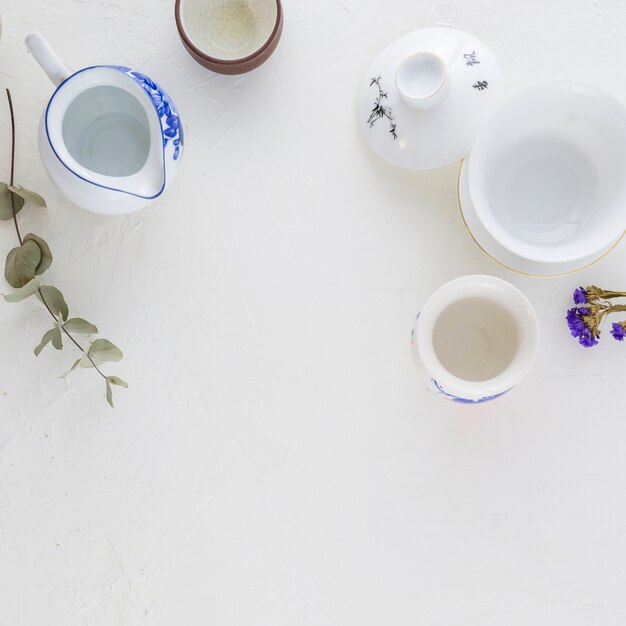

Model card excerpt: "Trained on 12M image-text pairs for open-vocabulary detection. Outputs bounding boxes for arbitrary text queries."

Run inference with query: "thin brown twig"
[5,88,107,381]
[5,89,22,246]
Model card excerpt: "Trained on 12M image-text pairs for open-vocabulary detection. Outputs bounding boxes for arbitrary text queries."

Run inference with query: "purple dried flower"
[566,307,586,338]
[566,307,601,347]
[611,322,626,342]
[566,285,626,347]
[579,329,599,347]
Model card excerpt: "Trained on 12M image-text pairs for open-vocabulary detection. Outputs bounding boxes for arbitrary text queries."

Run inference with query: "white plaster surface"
[2,0,626,624]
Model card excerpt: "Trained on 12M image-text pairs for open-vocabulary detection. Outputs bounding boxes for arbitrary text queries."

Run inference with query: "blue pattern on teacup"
[110,67,183,161]
[431,378,510,404]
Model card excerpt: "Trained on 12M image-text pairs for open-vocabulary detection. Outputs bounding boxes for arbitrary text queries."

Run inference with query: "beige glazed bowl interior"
[180,0,278,61]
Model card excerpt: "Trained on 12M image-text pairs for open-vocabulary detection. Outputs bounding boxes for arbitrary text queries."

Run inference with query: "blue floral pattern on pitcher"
[431,379,510,404]
[110,66,183,161]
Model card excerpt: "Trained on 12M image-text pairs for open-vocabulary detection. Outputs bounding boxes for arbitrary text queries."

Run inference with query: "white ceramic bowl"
[411,275,539,403]
[467,81,626,264]
[458,160,625,276]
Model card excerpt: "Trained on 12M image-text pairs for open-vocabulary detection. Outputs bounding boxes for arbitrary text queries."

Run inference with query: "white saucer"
[458,160,624,277]
[357,27,503,169]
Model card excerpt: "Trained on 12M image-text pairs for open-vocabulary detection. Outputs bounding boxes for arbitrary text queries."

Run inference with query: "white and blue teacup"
[411,275,538,403]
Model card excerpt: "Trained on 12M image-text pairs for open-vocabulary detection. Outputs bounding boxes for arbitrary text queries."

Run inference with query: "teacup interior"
[432,297,519,382]
[469,82,626,262]
[62,86,151,178]
[182,0,277,61]
[489,136,598,245]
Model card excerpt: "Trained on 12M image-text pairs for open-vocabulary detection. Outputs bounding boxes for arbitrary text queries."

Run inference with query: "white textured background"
[2,0,626,624]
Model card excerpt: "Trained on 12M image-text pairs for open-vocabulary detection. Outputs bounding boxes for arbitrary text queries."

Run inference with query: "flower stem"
[603,304,626,314]
[598,304,626,324]
[4,88,107,382]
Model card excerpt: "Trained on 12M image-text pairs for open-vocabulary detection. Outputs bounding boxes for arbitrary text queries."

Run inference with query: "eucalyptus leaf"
[23,233,53,275]
[60,358,81,378]
[88,339,123,366]
[79,354,94,368]
[5,239,41,288]
[63,318,98,334]
[8,185,46,208]
[107,375,128,388]
[37,285,69,321]
[0,183,25,220]
[34,328,56,357]
[3,278,40,302]
[106,379,114,408]
[51,326,63,350]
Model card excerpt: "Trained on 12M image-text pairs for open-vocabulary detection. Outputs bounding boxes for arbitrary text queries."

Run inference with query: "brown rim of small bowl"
[175,0,283,69]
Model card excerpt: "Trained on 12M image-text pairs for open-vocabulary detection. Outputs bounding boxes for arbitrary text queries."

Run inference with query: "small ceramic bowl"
[467,81,626,265]
[175,0,283,75]
[411,275,539,403]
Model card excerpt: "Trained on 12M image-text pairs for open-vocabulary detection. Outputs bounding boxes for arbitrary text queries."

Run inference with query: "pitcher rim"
[44,65,169,200]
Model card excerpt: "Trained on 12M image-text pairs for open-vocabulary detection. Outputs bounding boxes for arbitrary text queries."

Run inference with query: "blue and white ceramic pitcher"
[26,33,183,215]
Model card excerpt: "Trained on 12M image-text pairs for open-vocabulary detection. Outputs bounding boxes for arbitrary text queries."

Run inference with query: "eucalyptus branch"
[1,88,127,406]
[36,286,107,380]
[7,90,95,371]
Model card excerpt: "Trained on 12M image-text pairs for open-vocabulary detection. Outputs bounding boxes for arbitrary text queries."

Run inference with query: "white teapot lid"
[357,27,503,169]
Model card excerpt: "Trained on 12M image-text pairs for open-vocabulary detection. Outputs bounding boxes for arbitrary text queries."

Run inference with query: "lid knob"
[396,52,447,109]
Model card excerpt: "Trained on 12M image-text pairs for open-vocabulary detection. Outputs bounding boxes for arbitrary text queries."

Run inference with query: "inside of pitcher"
[61,85,151,178]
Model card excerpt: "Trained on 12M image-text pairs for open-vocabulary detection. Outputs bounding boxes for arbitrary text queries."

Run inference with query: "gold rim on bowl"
[456,161,626,278]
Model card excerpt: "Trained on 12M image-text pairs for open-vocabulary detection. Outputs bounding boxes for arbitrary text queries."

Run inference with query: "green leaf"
[0,183,25,220]
[107,375,128,388]
[106,376,128,407]
[51,326,63,350]
[5,239,41,288]
[88,338,123,366]
[3,278,40,302]
[63,318,98,334]
[78,354,94,369]
[60,358,81,378]
[37,285,69,321]
[34,328,56,356]
[8,185,46,208]
[23,234,53,275]
[106,379,114,408]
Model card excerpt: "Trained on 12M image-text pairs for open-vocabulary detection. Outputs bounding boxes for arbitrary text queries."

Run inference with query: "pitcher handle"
[25,32,71,87]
